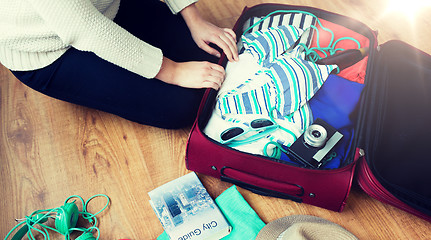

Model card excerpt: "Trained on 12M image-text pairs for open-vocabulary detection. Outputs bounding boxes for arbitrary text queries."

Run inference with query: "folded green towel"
[158,185,265,240]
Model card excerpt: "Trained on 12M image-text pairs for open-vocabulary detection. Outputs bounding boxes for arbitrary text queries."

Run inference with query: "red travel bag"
[185,3,431,222]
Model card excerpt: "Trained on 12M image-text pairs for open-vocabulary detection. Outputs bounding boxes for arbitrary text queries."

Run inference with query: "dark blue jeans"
[11,0,218,129]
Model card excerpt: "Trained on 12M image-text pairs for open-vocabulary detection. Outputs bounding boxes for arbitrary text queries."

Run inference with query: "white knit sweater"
[0,0,197,78]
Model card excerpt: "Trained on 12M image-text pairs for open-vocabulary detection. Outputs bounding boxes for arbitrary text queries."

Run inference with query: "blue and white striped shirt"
[217,25,336,133]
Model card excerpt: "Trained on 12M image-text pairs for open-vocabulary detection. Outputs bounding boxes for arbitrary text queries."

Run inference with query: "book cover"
[149,172,232,240]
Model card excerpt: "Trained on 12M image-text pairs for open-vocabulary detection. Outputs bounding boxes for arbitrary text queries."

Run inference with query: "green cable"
[84,194,110,219]
[5,221,26,240]
[65,195,85,205]
[68,226,100,240]
[27,208,62,239]
[268,107,297,142]
[263,141,290,159]
[65,194,110,226]
[242,9,361,65]
[260,107,298,159]
[5,194,110,240]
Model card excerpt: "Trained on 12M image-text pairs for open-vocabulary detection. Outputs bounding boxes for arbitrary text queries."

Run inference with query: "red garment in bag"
[309,18,370,84]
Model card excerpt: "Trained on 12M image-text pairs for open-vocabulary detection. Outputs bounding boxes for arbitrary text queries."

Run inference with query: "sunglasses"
[220,118,279,146]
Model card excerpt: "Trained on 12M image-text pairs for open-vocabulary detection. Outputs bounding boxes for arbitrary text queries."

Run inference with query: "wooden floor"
[2,0,431,239]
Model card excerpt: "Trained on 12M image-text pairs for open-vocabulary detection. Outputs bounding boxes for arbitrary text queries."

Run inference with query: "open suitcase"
[185,3,431,222]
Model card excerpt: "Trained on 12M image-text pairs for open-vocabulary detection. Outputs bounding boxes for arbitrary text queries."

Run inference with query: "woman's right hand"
[155,57,225,90]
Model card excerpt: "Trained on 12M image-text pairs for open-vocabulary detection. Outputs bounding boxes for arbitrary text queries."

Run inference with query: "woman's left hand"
[181,4,239,62]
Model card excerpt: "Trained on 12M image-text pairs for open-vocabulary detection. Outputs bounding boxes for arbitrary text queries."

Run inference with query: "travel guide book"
[148,172,232,240]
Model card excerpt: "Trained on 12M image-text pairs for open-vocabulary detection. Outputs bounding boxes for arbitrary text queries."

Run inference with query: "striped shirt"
[217,25,336,133]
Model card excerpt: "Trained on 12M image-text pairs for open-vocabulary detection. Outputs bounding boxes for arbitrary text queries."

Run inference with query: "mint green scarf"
[158,185,265,240]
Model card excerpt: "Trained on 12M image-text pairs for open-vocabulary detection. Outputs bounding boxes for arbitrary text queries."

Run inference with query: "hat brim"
[255,215,358,240]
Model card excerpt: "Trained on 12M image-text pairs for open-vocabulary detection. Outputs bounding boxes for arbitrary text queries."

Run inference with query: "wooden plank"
[1,0,431,239]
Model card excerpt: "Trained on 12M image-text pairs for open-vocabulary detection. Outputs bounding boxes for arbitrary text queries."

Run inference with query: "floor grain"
[1,0,431,239]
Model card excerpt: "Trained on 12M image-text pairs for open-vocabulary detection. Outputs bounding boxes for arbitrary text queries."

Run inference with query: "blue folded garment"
[278,74,364,169]
[309,74,364,168]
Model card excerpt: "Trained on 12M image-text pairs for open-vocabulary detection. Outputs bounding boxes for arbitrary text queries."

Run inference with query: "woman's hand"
[155,4,238,90]
[181,4,239,62]
[155,57,225,90]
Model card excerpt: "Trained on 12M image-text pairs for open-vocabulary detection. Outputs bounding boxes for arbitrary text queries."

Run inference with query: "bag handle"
[220,167,304,202]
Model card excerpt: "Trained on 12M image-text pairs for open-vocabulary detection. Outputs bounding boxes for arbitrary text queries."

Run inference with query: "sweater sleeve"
[164,0,198,14]
[27,0,163,79]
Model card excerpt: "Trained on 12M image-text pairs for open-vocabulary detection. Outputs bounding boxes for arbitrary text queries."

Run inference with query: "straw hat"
[255,215,358,240]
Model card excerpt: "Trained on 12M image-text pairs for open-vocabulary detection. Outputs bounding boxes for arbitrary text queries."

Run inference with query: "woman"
[0,0,238,128]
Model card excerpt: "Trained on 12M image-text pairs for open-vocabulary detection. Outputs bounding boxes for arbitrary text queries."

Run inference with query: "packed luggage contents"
[204,11,369,169]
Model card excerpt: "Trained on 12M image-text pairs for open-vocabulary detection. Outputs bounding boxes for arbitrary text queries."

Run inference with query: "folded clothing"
[309,18,370,84]
[277,74,364,168]
[239,13,316,54]
[158,185,265,240]
[218,25,336,122]
[204,11,365,168]
[207,24,336,157]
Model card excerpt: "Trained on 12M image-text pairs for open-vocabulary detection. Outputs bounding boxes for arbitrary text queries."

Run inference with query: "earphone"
[4,194,109,240]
